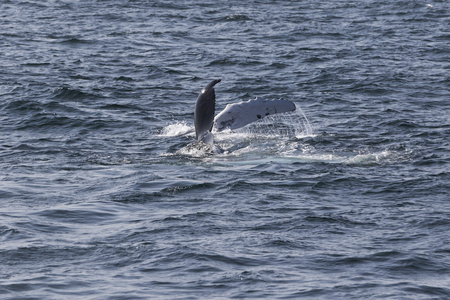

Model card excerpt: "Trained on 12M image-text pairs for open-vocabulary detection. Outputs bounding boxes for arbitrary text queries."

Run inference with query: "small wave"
[113,76,134,82]
[52,86,101,101]
[0,226,23,244]
[218,14,252,22]
[207,58,239,67]
[60,37,93,45]
[47,33,93,45]
[36,203,118,225]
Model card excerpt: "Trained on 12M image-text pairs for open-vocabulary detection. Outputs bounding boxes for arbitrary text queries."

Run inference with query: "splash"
[282,150,408,166]
[161,104,318,159]
[159,103,316,159]
[159,121,193,137]
[159,106,407,166]
[345,150,404,165]
[176,142,215,158]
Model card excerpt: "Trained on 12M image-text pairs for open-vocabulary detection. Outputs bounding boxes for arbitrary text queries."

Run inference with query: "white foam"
[345,150,396,165]
[159,122,193,137]
[282,150,405,165]
[160,104,323,160]
[283,153,345,164]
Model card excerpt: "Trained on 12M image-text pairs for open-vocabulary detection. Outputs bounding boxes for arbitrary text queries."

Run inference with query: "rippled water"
[1,0,449,299]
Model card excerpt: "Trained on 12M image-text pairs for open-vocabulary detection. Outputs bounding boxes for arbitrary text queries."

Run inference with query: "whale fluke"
[194,79,221,143]
[193,79,297,148]
[213,97,296,132]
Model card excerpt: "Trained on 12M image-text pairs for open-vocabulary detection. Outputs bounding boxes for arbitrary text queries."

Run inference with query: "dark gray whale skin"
[194,79,221,141]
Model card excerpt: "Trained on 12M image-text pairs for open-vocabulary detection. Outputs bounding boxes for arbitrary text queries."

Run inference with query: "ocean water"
[1,0,449,299]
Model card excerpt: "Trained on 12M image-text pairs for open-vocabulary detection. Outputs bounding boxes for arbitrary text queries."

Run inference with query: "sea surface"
[1,0,449,299]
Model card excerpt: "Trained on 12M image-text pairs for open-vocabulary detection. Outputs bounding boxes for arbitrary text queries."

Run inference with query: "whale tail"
[194,79,296,146]
[194,79,221,143]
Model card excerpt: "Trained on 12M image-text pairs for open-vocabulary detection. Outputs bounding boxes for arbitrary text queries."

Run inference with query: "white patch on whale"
[213,97,296,132]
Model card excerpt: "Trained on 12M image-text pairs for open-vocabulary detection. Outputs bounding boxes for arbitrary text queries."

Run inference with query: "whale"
[194,79,296,145]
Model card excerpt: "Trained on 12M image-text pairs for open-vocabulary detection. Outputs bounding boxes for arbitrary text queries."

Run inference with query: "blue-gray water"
[1,1,449,299]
